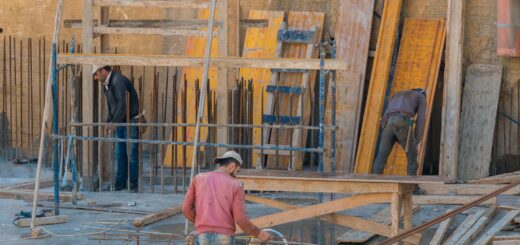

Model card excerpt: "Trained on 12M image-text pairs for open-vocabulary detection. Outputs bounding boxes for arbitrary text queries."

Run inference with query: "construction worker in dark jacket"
[373,88,426,176]
[93,65,140,191]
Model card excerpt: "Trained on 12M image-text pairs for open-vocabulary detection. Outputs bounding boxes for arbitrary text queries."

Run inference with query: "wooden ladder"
[256,25,318,171]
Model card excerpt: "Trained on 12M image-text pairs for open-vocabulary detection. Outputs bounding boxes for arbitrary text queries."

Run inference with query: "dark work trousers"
[115,118,139,189]
[372,115,418,176]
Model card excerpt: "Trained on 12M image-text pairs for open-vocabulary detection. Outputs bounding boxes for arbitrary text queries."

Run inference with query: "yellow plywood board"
[265,11,325,170]
[163,9,218,167]
[238,10,285,166]
[383,18,446,175]
[354,0,402,174]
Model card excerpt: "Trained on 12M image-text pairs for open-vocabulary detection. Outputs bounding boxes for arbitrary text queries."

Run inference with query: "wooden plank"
[443,209,486,245]
[391,193,403,238]
[2,178,54,189]
[469,171,520,184]
[0,189,83,202]
[493,241,520,245]
[93,26,216,37]
[245,195,421,244]
[133,206,183,227]
[419,183,520,195]
[429,209,454,245]
[327,0,375,173]
[413,195,496,205]
[458,206,498,245]
[237,193,391,233]
[354,0,402,174]
[14,215,68,227]
[93,0,210,8]
[265,11,324,170]
[383,18,446,176]
[57,54,348,70]
[473,210,520,244]
[336,206,420,244]
[458,64,503,181]
[216,0,229,156]
[403,192,413,245]
[440,0,465,178]
[64,19,215,29]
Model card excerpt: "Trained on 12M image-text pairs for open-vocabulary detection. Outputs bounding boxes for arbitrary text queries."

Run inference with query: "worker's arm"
[415,93,427,143]
[182,178,197,223]
[232,186,261,237]
[111,78,128,123]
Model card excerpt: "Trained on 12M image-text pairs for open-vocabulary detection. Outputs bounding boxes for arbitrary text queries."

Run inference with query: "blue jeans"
[115,122,139,188]
[196,233,234,245]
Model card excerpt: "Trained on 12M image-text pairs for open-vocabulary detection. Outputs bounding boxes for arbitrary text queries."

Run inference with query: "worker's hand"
[257,230,273,242]
[105,125,115,136]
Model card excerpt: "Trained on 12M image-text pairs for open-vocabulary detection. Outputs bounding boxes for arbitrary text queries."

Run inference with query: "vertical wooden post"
[391,192,403,245]
[217,0,229,154]
[440,0,465,178]
[402,191,413,245]
[82,0,94,189]
[98,6,109,191]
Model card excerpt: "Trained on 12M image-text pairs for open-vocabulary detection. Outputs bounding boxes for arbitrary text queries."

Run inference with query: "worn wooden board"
[324,0,375,173]
[354,0,402,174]
[382,18,446,175]
[163,9,219,167]
[458,64,503,181]
[335,206,419,244]
[265,11,324,170]
[238,10,285,168]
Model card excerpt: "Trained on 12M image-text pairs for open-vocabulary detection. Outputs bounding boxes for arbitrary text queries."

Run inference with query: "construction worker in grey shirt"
[372,88,426,176]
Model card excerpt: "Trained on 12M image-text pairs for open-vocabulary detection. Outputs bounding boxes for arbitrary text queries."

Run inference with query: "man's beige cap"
[213,151,243,166]
[92,64,108,74]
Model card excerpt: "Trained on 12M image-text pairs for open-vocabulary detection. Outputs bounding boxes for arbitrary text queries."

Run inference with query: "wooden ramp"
[238,10,285,168]
[458,64,503,181]
[265,11,325,170]
[355,18,445,175]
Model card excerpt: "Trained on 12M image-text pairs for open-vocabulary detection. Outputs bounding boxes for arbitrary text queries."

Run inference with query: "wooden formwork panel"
[238,10,285,167]
[265,11,324,170]
[355,0,402,174]
[383,18,446,175]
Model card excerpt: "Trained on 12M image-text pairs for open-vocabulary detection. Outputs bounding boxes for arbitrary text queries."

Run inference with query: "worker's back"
[187,171,243,236]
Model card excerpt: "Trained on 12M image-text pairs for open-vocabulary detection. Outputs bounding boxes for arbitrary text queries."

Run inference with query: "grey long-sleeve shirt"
[382,90,427,142]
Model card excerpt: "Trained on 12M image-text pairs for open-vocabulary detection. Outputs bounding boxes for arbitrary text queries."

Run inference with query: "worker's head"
[214,151,243,177]
[411,88,426,96]
[92,65,111,83]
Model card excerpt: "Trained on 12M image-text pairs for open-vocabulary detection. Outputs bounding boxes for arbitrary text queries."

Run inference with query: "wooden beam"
[82,0,95,190]
[64,19,265,29]
[440,0,465,178]
[469,172,520,184]
[2,178,54,189]
[329,0,375,173]
[419,183,520,195]
[93,26,217,37]
[15,215,69,227]
[473,210,520,244]
[355,0,402,174]
[429,209,453,245]
[133,206,183,227]
[413,195,496,205]
[238,193,391,233]
[57,54,348,70]
[216,0,229,155]
[458,206,497,245]
[391,193,403,238]
[245,195,421,244]
[93,0,210,8]
[0,189,83,202]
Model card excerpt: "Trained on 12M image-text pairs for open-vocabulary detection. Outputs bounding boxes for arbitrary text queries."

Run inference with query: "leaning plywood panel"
[239,10,285,168]
[383,18,446,175]
[355,0,402,174]
[265,11,324,170]
[458,64,502,181]
[324,0,375,173]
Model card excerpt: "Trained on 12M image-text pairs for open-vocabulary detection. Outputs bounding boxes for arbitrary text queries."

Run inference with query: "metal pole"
[51,43,60,215]
[69,35,79,204]
[330,41,337,175]
[185,0,217,235]
[318,45,325,172]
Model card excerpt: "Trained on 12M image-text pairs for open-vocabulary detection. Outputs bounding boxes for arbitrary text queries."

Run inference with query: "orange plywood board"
[383,18,446,175]
[354,0,402,174]
[265,11,325,170]
[163,9,218,167]
[238,10,285,166]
